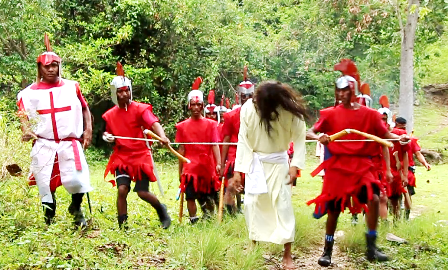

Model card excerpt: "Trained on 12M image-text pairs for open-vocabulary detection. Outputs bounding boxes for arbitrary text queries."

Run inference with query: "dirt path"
[265,233,356,269]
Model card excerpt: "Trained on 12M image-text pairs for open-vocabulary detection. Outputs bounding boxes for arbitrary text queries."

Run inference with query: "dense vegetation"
[1,0,447,143]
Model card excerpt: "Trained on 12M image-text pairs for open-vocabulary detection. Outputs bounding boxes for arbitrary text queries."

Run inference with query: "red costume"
[388,128,410,197]
[176,117,219,194]
[221,107,241,184]
[308,105,389,213]
[407,137,420,187]
[103,102,159,185]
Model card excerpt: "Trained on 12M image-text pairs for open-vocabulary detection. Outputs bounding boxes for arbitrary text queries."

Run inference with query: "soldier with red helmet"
[307,59,409,266]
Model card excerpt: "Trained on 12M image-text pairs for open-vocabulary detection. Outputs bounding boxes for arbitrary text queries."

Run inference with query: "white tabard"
[234,99,306,245]
[17,79,92,203]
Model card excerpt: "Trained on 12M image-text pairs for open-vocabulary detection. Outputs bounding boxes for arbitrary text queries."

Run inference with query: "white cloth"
[18,79,92,203]
[234,99,306,245]
[246,151,288,194]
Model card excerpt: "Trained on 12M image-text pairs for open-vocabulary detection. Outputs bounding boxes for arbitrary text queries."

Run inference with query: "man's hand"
[102,132,115,143]
[399,134,410,145]
[216,164,221,176]
[425,163,432,171]
[22,131,37,142]
[229,172,243,193]
[287,166,298,185]
[83,128,92,149]
[220,162,226,178]
[386,170,393,184]
[401,172,408,187]
[159,135,170,146]
[318,134,331,145]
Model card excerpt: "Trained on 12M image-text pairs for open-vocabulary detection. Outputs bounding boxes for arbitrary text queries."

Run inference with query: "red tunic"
[407,137,420,187]
[102,102,159,185]
[221,108,240,178]
[308,105,388,213]
[387,128,410,196]
[176,117,219,194]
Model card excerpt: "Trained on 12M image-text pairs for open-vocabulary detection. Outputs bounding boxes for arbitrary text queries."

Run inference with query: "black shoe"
[43,202,56,225]
[365,233,389,262]
[118,214,128,229]
[405,209,411,220]
[225,204,236,216]
[189,216,199,225]
[351,214,359,225]
[318,240,334,267]
[73,209,87,229]
[157,204,171,229]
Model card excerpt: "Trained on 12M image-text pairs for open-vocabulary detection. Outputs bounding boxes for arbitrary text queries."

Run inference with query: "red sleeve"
[175,124,183,143]
[142,109,159,129]
[75,83,88,108]
[221,113,233,137]
[411,138,421,153]
[313,114,327,133]
[17,98,25,112]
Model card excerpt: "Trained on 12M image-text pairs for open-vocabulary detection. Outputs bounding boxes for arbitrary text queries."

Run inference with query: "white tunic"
[17,79,92,203]
[234,99,306,245]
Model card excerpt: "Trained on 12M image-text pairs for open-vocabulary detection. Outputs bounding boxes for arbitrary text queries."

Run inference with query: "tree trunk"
[398,0,420,133]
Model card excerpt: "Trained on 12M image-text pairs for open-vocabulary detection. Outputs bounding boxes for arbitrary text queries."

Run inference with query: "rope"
[111,135,400,145]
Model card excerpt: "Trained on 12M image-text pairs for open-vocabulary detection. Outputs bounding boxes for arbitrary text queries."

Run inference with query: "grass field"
[1,102,448,269]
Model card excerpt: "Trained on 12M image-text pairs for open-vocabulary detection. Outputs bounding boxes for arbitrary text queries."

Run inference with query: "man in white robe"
[231,81,307,269]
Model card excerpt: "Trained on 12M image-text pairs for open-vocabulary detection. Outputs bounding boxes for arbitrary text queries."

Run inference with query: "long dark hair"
[254,81,308,135]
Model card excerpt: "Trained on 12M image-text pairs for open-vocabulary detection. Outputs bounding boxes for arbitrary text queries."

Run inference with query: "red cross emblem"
[37,92,71,141]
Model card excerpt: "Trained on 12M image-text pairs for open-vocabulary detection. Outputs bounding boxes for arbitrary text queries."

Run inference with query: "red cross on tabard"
[36,92,71,141]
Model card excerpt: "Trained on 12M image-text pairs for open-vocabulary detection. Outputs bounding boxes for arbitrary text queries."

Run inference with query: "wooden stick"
[218,177,225,224]
[330,129,393,148]
[179,191,184,223]
[144,129,191,163]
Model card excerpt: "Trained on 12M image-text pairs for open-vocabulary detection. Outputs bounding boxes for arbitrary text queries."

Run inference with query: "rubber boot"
[43,202,56,225]
[189,216,199,225]
[351,214,359,225]
[156,204,171,229]
[318,239,334,267]
[225,204,236,216]
[68,194,86,229]
[118,214,128,229]
[404,209,410,220]
[365,233,389,262]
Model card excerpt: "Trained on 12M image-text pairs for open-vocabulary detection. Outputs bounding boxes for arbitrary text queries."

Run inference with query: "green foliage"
[1,0,446,146]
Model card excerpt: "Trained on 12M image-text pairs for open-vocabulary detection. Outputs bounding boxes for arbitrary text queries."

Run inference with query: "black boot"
[69,193,86,229]
[318,240,334,267]
[404,209,410,220]
[43,202,56,225]
[118,214,128,229]
[189,216,199,225]
[156,204,171,229]
[365,233,389,262]
[225,204,236,216]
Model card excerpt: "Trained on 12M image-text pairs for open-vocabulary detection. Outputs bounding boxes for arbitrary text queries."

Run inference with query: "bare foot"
[282,255,296,270]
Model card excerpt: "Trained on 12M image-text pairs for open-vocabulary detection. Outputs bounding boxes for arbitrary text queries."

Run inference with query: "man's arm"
[213,145,221,175]
[220,135,231,176]
[415,151,431,170]
[151,122,170,145]
[382,146,393,183]
[82,106,93,149]
[307,126,330,145]
[402,152,409,186]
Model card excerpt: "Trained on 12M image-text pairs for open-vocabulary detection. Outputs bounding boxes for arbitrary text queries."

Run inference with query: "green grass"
[1,102,448,269]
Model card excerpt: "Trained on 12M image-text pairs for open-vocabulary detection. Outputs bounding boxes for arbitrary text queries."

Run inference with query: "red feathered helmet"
[36,33,62,82]
[334,59,361,103]
[357,83,373,107]
[187,77,204,108]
